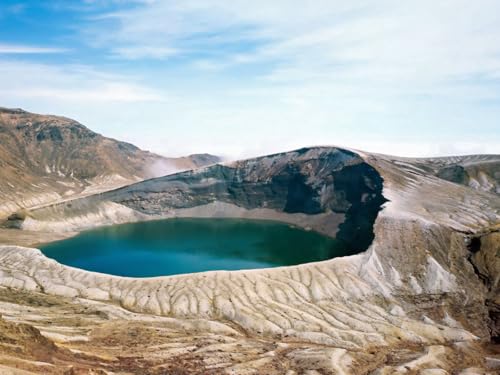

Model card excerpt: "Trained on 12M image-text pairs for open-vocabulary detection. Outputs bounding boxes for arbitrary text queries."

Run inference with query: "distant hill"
[0,107,220,216]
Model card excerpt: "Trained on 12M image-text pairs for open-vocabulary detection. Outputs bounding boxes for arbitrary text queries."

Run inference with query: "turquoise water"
[40,218,347,277]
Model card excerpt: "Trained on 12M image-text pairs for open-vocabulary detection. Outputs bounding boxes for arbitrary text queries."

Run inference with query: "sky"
[0,0,499,159]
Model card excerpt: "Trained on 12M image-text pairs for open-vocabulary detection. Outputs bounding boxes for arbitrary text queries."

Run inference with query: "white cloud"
[88,0,500,87]
[0,44,68,54]
[0,60,168,103]
[112,46,178,59]
[8,84,165,102]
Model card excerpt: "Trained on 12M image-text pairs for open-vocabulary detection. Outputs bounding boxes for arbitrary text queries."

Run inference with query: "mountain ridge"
[0,107,220,217]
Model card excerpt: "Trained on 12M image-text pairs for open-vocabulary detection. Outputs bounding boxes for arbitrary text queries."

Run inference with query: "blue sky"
[0,0,499,158]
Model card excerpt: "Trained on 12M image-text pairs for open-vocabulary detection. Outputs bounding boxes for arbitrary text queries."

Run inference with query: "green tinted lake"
[40,218,347,277]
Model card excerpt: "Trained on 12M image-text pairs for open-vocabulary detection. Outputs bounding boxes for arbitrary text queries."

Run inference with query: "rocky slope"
[420,154,500,195]
[0,107,220,218]
[0,146,499,374]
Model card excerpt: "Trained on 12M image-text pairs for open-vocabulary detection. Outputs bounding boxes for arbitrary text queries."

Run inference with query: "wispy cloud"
[0,44,68,54]
[0,60,168,103]
[87,0,500,87]
[112,46,178,60]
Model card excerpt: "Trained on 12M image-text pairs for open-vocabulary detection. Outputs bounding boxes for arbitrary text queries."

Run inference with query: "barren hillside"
[0,107,219,217]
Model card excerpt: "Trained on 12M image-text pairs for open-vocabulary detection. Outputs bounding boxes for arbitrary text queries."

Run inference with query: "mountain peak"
[0,107,28,114]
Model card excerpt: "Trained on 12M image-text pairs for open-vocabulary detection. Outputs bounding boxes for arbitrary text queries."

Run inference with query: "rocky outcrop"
[469,232,500,343]
[0,146,499,373]
[424,154,500,195]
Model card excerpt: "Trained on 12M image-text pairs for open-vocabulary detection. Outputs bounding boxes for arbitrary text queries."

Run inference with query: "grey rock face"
[437,164,470,185]
[428,155,500,195]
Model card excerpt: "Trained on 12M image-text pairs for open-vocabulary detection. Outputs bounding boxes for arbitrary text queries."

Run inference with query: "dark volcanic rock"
[437,165,470,185]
